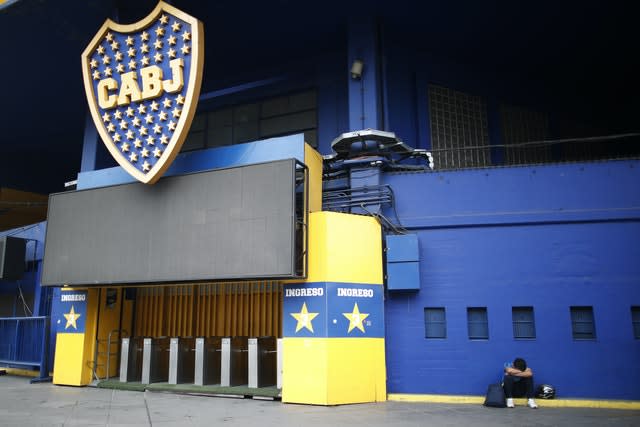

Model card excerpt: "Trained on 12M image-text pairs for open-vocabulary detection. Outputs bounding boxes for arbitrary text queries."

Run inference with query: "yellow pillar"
[52,288,99,386]
[282,211,386,405]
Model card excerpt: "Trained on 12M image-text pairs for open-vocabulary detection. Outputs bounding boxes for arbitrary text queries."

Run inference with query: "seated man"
[503,357,538,408]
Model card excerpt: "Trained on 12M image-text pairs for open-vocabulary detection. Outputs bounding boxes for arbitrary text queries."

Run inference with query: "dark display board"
[42,159,299,285]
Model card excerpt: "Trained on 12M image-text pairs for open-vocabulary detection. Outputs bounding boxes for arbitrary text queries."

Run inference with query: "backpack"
[483,383,506,408]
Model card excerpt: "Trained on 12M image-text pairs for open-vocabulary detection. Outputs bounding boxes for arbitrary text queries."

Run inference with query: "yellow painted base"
[282,338,386,405]
[387,394,640,410]
[53,333,91,386]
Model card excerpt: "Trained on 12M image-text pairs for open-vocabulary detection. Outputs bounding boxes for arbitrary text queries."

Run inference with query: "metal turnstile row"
[119,336,281,388]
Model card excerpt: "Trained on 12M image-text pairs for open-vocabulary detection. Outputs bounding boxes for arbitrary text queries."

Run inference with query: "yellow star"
[106,122,115,132]
[159,134,169,145]
[155,26,165,37]
[154,52,163,63]
[342,303,369,333]
[110,40,119,51]
[158,111,168,121]
[146,136,155,146]
[101,112,110,122]
[114,110,123,120]
[90,58,98,69]
[129,152,138,162]
[180,44,190,55]
[141,147,150,158]
[63,305,81,330]
[134,138,143,148]
[171,21,181,32]
[105,32,114,42]
[290,302,319,333]
[141,31,149,42]
[150,100,159,111]
[128,59,137,70]
[168,48,176,58]
[115,51,123,61]
[104,67,113,77]
[141,43,149,53]
[172,107,181,118]
[142,160,151,172]
[176,94,185,105]
[132,116,141,127]
[145,114,154,124]
[125,35,134,46]
[126,129,134,140]
[153,123,163,134]
[97,45,105,55]
[120,141,130,152]
[168,120,177,131]
[159,14,169,25]
[127,47,136,57]
[168,35,177,46]
[102,55,111,65]
[119,120,128,130]
[126,107,135,117]
[92,70,101,80]
[137,104,147,114]
[140,126,148,136]
[140,56,150,66]
[182,30,191,41]
[154,39,163,50]
[162,97,172,108]
[116,63,125,73]
[153,147,162,158]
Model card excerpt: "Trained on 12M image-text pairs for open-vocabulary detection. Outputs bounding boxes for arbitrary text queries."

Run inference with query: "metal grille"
[428,85,490,169]
[501,105,550,164]
[512,306,536,339]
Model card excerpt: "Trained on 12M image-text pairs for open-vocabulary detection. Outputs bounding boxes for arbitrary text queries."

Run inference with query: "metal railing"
[0,316,50,382]
[429,133,640,171]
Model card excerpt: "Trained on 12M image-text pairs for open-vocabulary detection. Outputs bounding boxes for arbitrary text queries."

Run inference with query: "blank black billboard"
[42,159,300,286]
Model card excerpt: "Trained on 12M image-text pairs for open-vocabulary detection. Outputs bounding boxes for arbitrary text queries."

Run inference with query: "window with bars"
[467,307,489,340]
[500,104,550,165]
[632,306,640,339]
[512,306,536,339]
[570,306,596,340]
[428,85,490,170]
[182,90,318,152]
[424,307,447,339]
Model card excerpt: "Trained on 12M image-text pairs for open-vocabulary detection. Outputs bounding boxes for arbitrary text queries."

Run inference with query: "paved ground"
[1,375,639,426]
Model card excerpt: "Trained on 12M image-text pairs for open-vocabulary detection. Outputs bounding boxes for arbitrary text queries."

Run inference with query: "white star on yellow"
[342,303,369,333]
[63,305,81,330]
[290,302,319,333]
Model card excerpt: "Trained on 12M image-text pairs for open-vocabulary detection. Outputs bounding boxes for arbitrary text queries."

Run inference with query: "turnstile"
[141,337,170,384]
[119,336,144,383]
[248,336,278,388]
[194,337,222,386]
[168,337,195,384]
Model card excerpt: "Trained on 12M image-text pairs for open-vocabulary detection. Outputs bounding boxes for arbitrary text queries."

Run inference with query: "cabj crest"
[81,1,204,184]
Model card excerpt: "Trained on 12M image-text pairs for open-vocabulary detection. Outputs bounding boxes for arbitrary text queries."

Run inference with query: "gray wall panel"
[42,160,297,285]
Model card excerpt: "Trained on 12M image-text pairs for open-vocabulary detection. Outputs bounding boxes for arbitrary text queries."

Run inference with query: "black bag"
[483,383,506,408]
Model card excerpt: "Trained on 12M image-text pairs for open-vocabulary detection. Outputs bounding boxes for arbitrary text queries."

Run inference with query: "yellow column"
[282,211,386,405]
[52,288,99,386]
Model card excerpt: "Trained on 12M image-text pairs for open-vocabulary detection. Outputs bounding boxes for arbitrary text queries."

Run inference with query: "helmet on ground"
[536,384,555,399]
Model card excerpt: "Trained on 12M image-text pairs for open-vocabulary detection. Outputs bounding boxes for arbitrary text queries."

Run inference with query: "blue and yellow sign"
[81,1,204,184]
[55,290,87,334]
[283,282,384,338]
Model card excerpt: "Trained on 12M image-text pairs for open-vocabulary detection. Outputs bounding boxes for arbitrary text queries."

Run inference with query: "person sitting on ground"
[503,357,538,408]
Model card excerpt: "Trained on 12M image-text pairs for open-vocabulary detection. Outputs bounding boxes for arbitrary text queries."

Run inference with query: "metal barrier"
[0,316,50,383]
[248,337,277,388]
[119,337,144,383]
[221,337,248,387]
[141,337,170,384]
[194,337,221,386]
[168,337,195,385]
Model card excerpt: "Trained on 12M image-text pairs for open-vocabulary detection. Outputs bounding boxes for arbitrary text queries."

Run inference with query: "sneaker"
[527,398,538,409]
[506,398,514,408]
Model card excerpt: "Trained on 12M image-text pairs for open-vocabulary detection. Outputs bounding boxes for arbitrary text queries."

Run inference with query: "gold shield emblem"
[81,1,204,184]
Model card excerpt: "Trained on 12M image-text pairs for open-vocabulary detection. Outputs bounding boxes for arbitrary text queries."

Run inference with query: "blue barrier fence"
[0,316,51,382]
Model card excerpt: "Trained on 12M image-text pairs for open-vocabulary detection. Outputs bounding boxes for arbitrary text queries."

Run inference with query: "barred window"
[512,306,536,339]
[424,307,446,339]
[501,104,550,165]
[632,306,640,339]
[570,306,596,340]
[467,307,489,340]
[428,85,490,169]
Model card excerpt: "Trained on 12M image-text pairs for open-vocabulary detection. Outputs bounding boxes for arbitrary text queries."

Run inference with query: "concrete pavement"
[1,375,639,426]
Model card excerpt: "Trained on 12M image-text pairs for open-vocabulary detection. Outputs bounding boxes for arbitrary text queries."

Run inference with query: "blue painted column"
[348,17,381,131]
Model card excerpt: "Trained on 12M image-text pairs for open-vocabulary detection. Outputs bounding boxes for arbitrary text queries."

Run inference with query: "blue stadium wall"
[69,11,640,400]
[382,162,640,400]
